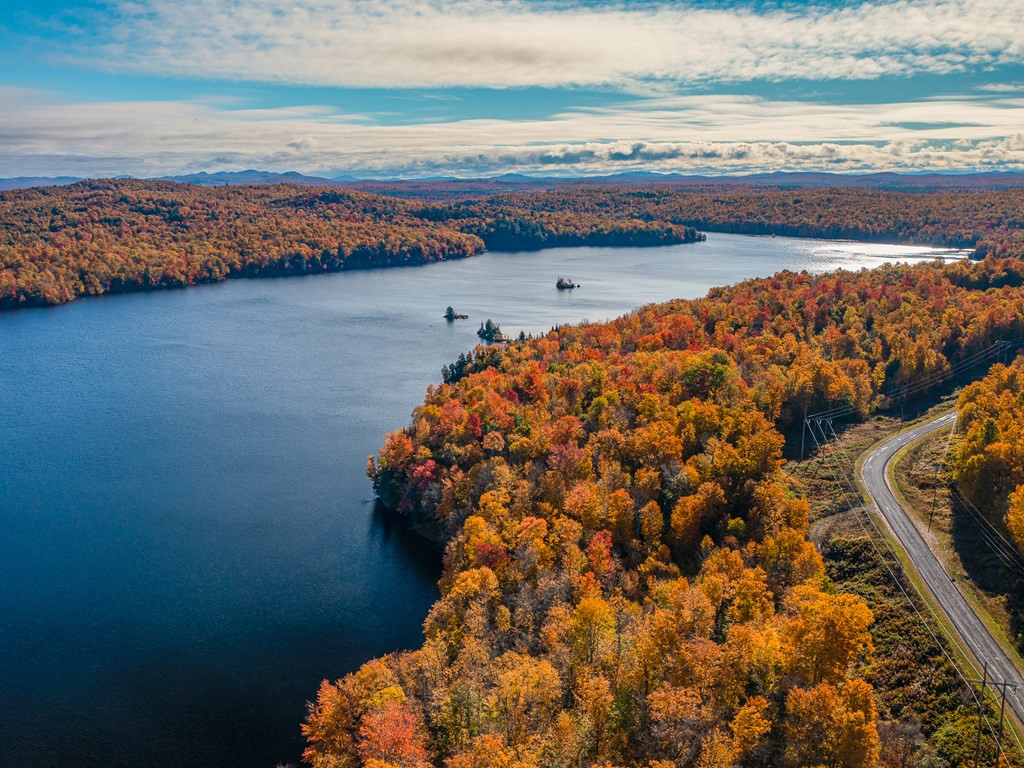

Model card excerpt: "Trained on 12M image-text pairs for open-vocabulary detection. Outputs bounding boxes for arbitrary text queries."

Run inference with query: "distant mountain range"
[0,169,361,191]
[155,170,362,186]
[2,168,1023,192]
[0,176,83,191]
[582,170,1024,189]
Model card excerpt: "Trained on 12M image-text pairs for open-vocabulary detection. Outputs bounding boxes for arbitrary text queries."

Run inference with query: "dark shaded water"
[0,235,966,767]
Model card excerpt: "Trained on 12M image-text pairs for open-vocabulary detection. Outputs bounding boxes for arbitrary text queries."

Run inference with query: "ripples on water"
[0,234,968,767]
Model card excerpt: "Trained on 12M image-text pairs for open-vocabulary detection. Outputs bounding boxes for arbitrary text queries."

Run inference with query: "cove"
[0,234,968,768]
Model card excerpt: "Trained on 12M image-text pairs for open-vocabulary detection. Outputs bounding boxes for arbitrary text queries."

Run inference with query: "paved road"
[860,411,1024,728]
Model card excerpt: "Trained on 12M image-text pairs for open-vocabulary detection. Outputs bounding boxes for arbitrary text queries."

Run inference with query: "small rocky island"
[556,276,578,290]
[476,319,507,342]
[444,306,468,320]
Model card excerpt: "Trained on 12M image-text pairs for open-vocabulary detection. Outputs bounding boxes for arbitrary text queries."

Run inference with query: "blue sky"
[2,0,1024,178]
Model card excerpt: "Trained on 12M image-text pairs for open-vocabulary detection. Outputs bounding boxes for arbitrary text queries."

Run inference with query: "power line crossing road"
[860,411,1024,730]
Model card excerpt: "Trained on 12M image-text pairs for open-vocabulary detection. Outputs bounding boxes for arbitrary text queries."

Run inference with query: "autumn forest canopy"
[952,357,1024,555]
[4,180,1024,309]
[7,176,1024,767]
[304,258,1024,768]
[0,180,699,309]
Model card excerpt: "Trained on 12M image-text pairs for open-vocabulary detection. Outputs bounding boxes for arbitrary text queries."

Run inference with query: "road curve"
[860,411,1024,727]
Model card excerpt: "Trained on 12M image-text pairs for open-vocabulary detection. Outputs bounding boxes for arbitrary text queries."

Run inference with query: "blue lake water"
[0,234,967,767]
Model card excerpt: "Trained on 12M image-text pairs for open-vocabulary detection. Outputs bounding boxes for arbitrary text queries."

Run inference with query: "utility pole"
[972,662,989,768]
[992,680,1019,764]
[801,403,808,461]
[808,419,824,481]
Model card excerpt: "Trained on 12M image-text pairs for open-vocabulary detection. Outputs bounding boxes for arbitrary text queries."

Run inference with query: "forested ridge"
[0,180,698,309]
[432,187,1024,256]
[0,180,479,308]
[304,258,1024,768]
[4,180,1024,310]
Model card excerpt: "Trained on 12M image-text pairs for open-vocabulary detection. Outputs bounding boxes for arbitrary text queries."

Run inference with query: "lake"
[0,234,968,767]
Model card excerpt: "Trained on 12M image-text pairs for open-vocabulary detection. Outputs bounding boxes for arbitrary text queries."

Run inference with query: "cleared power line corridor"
[860,412,1024,733]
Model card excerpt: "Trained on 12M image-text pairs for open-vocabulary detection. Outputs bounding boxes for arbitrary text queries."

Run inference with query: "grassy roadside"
[890,427,1024,669]
[786,396,1024,765]
[872,419,1024,751]
[886,424,1024,755]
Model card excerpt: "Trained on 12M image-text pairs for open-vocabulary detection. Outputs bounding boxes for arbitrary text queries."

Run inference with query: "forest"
[952,357,1024,554]
[304,258,1024,768]
[427,187,1024,257]
[0,180,698,309]
[4,180,1024,310]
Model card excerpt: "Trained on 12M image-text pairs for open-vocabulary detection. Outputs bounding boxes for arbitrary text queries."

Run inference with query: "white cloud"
[2,88,1024,177]
[65,0,1024,89]
[979,83,1024,92]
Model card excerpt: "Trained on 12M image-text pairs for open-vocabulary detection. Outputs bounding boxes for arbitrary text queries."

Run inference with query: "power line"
[947,481,1024,567]
[798,334,1024,757]
[945,483,1024,579]
[991,679,1020,765]
[806,341,1010,423]
[812,421,1022,758]
[818,419,1024,758]
[891,343,1008,395]
[973,662,990,768]
[804,420,1017,760]
[884,343,1007,401]
[807,422,983,680]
